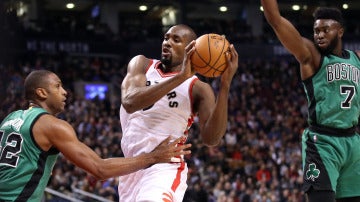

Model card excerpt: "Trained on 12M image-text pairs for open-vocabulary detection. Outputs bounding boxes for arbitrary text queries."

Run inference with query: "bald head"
[161,24,198,68]
[171,24,197,44]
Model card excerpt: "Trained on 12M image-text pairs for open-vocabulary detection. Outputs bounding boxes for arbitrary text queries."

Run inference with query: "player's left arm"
[192,81,220,146]
[194,44,238,146]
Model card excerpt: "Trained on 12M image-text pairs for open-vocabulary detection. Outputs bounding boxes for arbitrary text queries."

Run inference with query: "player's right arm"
[121,54,185,113]
[33,114,191,180]
[261,0,319,79]
[121,52,194,114]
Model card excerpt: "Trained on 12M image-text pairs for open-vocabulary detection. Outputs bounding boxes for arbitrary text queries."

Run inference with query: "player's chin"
[59,102,66,111]
[160,57,171,66]
[317,45,332,55]
[317,44,327,50]
[161,52,171,60]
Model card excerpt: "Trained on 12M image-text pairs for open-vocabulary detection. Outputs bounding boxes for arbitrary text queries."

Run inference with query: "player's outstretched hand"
[151,136,191,164]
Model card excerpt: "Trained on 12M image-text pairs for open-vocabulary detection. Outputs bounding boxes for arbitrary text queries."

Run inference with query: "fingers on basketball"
[191,33,230,78]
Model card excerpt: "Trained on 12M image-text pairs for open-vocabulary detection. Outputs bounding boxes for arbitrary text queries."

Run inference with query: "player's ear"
[338,27,344,38]
[35,87,48,99]
[336,22,344,38]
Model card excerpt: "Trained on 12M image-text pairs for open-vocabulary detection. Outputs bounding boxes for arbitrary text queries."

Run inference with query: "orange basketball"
[191,33,230,78]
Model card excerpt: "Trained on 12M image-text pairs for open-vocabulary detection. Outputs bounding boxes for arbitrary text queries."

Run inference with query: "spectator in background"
[256,162,272,184]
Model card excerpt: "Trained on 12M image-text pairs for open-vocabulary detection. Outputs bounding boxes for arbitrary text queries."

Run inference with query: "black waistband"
[309,124,356,137]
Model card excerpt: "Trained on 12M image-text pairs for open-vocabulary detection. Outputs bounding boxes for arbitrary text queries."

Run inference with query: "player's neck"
[161,64,180,73]
[29,101,41,108]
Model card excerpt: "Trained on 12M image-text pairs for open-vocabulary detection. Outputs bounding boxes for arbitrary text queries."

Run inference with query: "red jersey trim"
[171,161,185,192]
[144,59,154,73]
[154,61,180,78]
[189,77,199,114]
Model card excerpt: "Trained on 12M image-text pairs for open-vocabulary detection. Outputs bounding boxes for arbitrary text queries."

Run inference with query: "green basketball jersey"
[0,107,59,202]
[303,50,360,131]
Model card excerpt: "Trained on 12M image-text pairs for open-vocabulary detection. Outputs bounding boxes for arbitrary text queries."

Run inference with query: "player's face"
[43,73,67,115]
[161,26,191,68]
[313,19,343,54]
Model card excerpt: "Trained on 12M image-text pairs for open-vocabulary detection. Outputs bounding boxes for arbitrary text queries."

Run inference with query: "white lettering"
[327,63,360,85]
[1,118,24,131]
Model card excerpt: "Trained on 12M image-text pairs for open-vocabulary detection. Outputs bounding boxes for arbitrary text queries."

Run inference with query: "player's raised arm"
[193,44,239,147]
[261,0,312,64]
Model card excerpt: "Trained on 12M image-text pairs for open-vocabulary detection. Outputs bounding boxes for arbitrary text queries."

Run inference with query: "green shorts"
[302,128,360,198]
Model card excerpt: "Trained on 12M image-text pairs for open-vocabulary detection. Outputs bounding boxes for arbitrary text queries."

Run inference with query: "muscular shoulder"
[192,79,212,91]
[32,114,75,151]
[130,55,148,62]
[128,55,152,72]
[192,79,215,112]
[35,114,72,132]
[297,38,322,79]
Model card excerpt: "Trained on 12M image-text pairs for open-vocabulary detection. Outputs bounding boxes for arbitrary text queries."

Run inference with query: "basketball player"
[261,0,360,201]
[0,70,191,202]
[118,24,239,201]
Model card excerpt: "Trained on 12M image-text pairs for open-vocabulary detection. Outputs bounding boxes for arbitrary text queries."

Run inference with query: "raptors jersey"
[120,59,198,157]
[118,59,198,202]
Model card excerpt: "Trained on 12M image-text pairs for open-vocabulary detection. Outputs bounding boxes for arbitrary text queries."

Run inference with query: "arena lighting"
[292,4,300,11]
[16,1,27,16]
[342,4,349,9]
[139,5,147,11]
[219,6,228,12]
[66,3,75,9]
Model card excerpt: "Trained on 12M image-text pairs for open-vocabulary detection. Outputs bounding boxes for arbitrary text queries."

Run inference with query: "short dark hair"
[181,24,197,40]
[24,70,54,101]
[313,7,344,27]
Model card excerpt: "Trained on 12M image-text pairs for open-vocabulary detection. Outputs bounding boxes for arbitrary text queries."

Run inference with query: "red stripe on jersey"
[162,192,173,202]
[171,161,185,192]
[154,61,180,77]
[145,59,154,73]
[189,77,198,115]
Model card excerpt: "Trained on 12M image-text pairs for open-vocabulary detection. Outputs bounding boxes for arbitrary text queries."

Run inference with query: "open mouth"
[162,47,170,56]
[317,40,326,45]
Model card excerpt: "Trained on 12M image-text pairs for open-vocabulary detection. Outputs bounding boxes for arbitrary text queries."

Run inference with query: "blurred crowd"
[0,54,307,202]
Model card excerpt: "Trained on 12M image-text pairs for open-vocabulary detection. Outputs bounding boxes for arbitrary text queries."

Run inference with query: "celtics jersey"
[303,50,360,132]
[0,107,59,202]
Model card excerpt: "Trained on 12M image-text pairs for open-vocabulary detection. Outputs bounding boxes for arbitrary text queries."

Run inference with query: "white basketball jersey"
[120,59,198,157]
[118,59,198,202]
